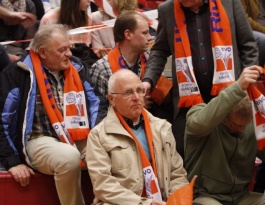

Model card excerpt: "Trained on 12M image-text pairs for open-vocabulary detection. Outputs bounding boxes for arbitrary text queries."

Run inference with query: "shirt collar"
[124,115,144,130]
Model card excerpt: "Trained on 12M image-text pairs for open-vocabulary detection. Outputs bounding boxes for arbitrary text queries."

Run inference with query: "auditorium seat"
[0,170,94,205]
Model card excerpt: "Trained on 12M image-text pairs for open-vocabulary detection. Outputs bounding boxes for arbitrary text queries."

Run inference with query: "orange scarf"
[174,0,234,108]
[30,50,90,145]
[247,67,265,150]
[108,45,147,79]
[115,109,162,200]
[108,45,173,105]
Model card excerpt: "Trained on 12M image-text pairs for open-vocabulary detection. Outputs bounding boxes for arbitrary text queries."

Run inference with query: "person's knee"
[55,147,81,171]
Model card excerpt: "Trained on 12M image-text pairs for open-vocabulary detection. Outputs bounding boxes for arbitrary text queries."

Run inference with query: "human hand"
[237,65,263,90]
[8,164,35,186]
[6,12,36,28]
[142,81,151,94]
[99,49,109,57]
[144,95,153,109]
[151,200,166,205]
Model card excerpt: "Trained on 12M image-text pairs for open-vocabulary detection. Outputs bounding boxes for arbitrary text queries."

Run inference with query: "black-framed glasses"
[111,87,146,98]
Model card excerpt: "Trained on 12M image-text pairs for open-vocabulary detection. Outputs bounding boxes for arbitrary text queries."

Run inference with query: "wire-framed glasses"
[111,87,146,98]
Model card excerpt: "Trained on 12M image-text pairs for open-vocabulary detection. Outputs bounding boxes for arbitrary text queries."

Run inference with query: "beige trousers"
[194,191,263,205]
[26,137,87,205]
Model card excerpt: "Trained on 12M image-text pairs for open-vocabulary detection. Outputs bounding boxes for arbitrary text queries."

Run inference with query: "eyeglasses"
[111,87,146,98]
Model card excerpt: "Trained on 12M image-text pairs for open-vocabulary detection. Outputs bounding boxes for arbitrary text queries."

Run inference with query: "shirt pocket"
[104,141,133,171]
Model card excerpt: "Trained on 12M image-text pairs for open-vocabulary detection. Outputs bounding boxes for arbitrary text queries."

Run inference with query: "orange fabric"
[166,176,196,205]
[174,0,234,108]
[115,109,161,199]
[150,75,172,105]
[247,67,265,150]
[30,50,89,143]
[108,46,172,104]
[108,45,146,79]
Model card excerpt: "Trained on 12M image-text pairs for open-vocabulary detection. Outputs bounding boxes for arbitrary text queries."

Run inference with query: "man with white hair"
[0,24,107,205]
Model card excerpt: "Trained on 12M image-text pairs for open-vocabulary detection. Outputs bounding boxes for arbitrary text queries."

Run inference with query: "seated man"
[86,69,188,205]
[0,24,108,205]
[184,65,264,205]
[0,0,37,62]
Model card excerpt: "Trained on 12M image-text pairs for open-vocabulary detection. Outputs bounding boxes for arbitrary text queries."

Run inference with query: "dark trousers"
[254,162,265,193]
[172,107,190,159]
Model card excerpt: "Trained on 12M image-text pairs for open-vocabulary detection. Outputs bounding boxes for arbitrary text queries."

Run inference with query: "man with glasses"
[184,65,263,205]
[86,69,189,205]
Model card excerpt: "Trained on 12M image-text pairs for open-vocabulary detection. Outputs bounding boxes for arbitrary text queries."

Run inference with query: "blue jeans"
[253,30,265,67]
[0,45,10,72]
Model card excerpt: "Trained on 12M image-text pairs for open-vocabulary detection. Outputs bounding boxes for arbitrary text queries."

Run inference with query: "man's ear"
[108,93,114,103]
[124,29,132,40]
[38,46,47,59]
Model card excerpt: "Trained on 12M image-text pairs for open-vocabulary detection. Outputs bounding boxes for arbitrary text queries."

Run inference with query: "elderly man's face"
[40,32,72,71]
[223,113,252,133]
[108,74,145,122]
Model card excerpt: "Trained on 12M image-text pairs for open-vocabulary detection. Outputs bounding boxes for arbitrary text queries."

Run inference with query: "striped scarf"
[174,0,234,108]
[108,45,146,79]
[108,45,172,105]
[247,67,265,150]
[115,109,162,201]
[30,50,90,146]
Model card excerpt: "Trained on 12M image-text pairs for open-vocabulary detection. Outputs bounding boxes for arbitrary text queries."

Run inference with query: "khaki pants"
[27,137,87,205]
[194,192,263,205]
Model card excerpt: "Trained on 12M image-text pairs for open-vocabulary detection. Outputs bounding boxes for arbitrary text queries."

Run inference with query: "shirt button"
[201,57,205,60]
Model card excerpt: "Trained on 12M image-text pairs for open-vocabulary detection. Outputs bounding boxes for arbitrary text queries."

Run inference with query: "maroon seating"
[0,170,94,205]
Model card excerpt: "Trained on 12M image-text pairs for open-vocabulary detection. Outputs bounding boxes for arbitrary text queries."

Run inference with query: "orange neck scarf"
[115,109,162,200]
[108,45,147,79]
[174,0,234,108]
[30,50,90,145]
[247,67,265,150]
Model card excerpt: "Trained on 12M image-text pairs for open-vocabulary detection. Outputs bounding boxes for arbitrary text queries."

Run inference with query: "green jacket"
[241,0,265,33]
[184,83,257,204]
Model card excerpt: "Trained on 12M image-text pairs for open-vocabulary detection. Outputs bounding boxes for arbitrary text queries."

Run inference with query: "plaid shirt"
[90,51,149,98]
[30,69,64,140]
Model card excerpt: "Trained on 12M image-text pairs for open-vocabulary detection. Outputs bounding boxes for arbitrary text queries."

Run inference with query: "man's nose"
[66,48,72,57]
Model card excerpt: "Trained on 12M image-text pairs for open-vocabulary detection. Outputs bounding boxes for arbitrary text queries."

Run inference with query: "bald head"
[108,69,145,121]
[108,69,141,93]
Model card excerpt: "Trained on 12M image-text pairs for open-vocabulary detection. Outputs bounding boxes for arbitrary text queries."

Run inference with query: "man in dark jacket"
[0,24,107,205]
[142,0,259,158]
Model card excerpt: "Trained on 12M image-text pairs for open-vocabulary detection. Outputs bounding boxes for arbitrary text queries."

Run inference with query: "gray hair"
[30,24,69,53]
[227,95,253,121]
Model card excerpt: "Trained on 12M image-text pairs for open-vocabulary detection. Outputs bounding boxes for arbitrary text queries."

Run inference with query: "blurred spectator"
[241,0,265,67]
[91,0,138,58]
[0,0,37,62]
[31,0,44,28]
[40,0,98,67]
